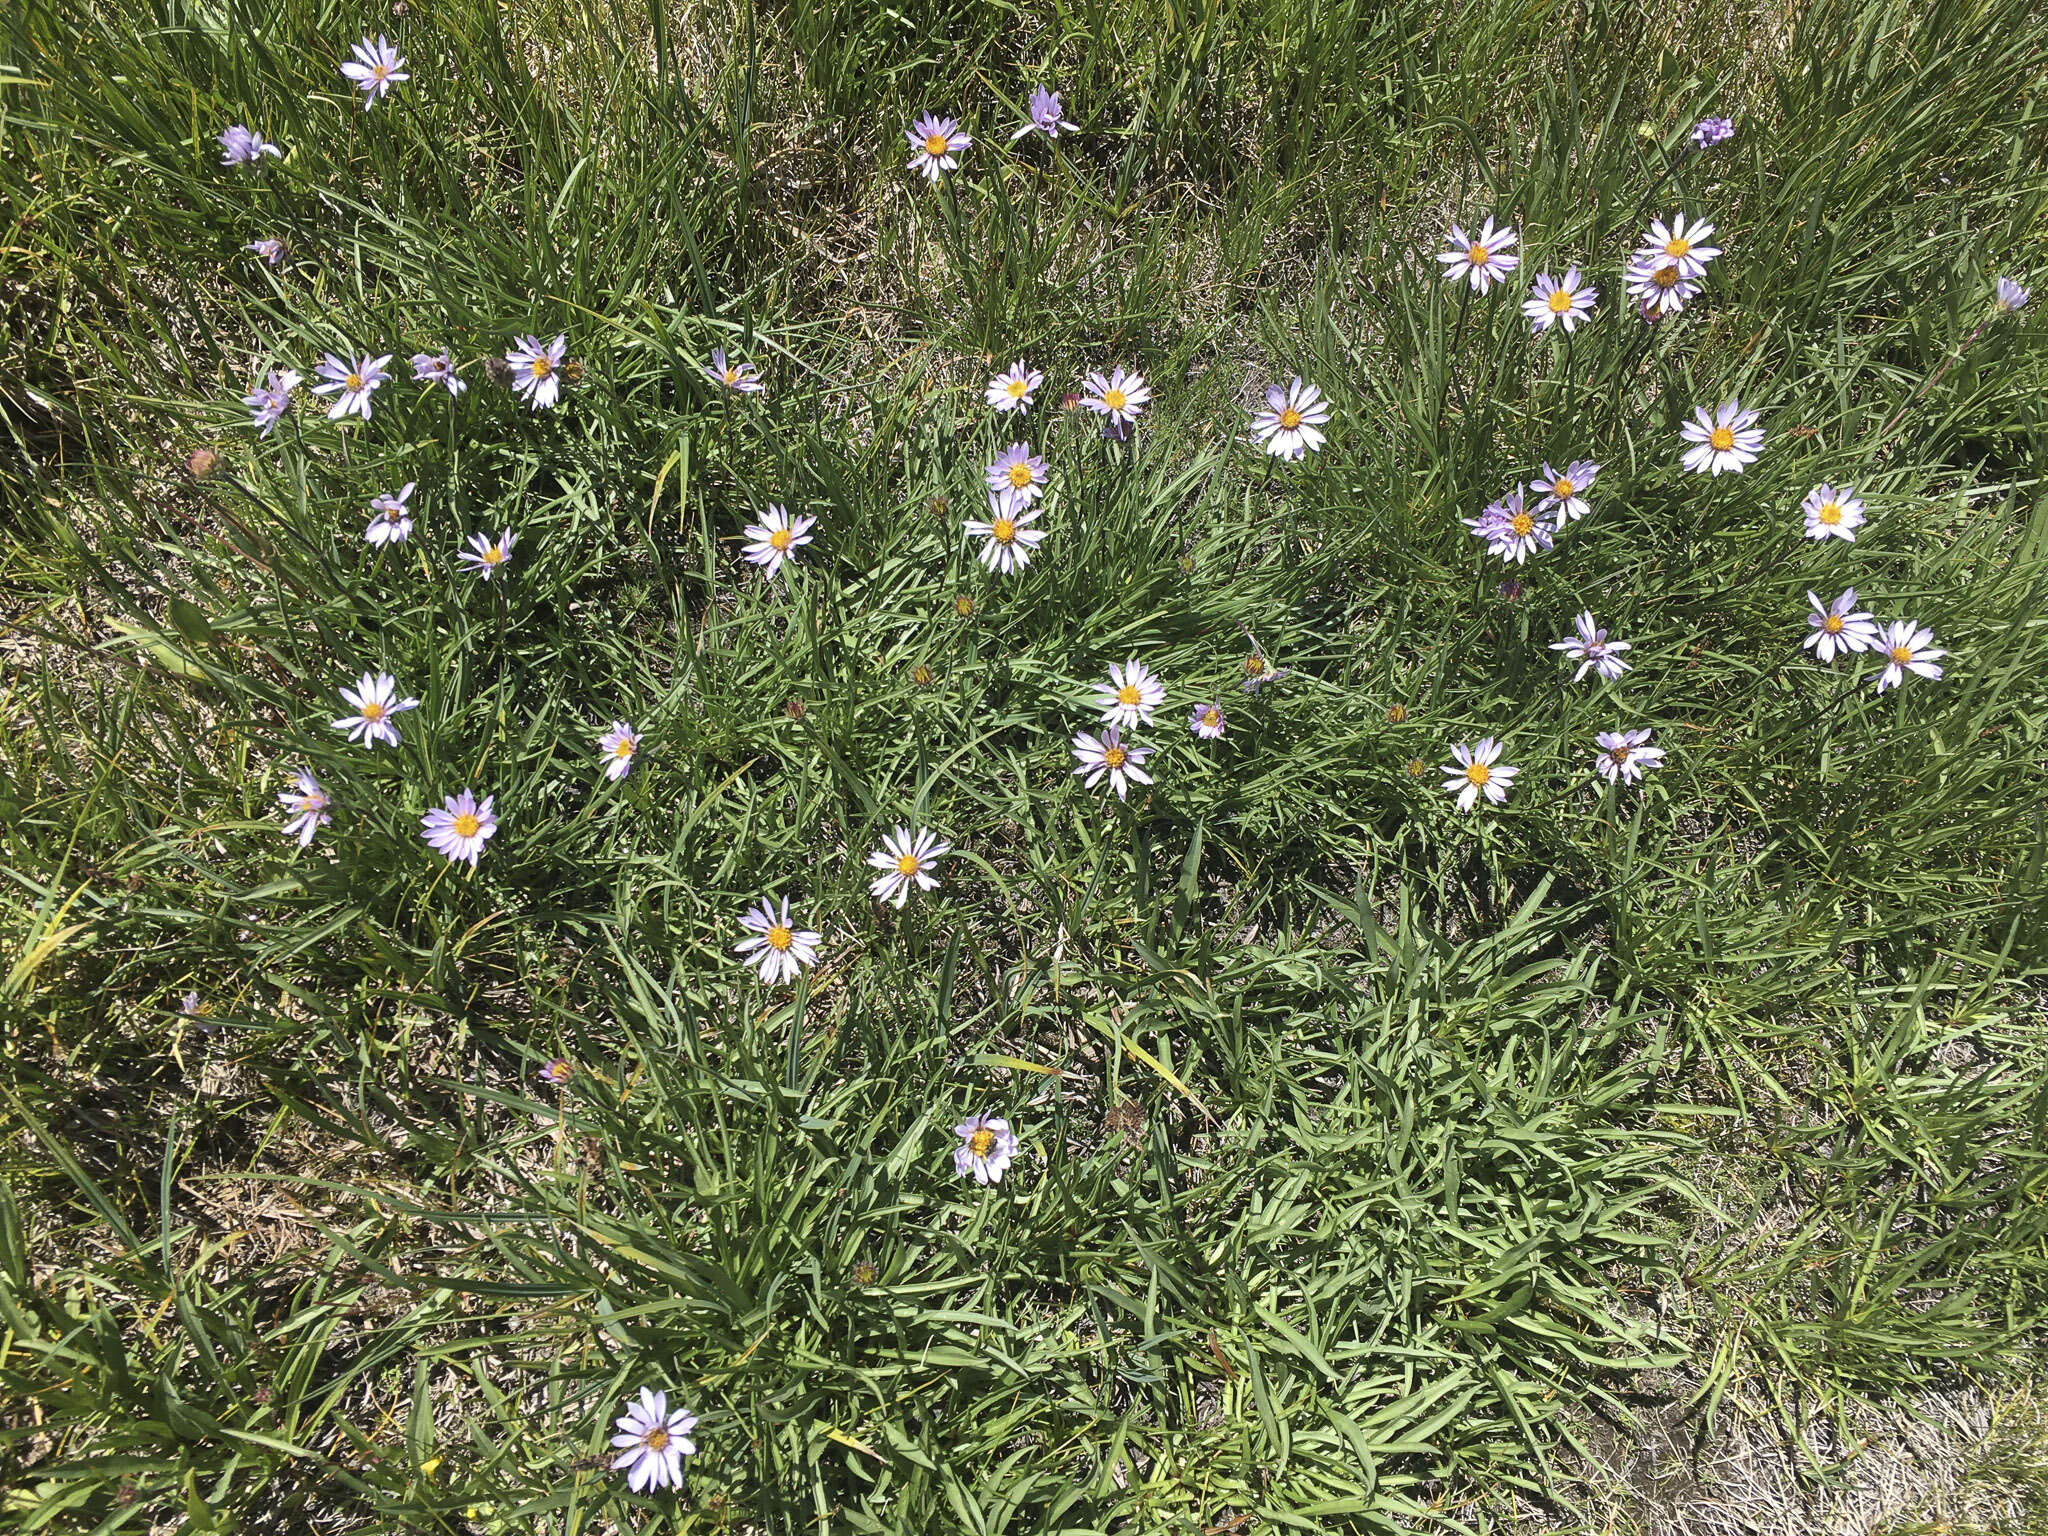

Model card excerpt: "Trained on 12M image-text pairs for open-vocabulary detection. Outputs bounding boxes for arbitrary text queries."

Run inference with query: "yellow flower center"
[1115,684,1141,706]
[924,133,949,157]
[769,527,793,551]
[383,507,402,522]
[643,1427,669,1452]
[1005,378,1027,398]
[766,924,793,951]
[1652,265,1679,289]
[968,1128,996,1156]
[1547,287,1574,313]
[1102,388,1126,411]
[990,517,1015,544]
[452,813,480,837]
[1279,407,1303,429]
[1465,762,1491,786]
[614,738,636,757]
[1245,656,1265,675]
[530,356,552,378]
[954,595,974,616]
[1509,512,1534,537]
[371,63,391,81]
[1818,502,1841,525]
[1552,478,1575,498]
[346,373,364,391]
[1467,243,1489,265]
[1708,426,1735,451]
[1664,236,1691,258]
[484,544,505,564]
[1007,462,1035,489]
[1823,614,1844,633]
[1889,644,1913,664]
[1102,745,1127,769]
[1609,746,1632,763]
[722,367,739,384]
[1202,709,1220,728]
[895,854,921,877]
[360,700,385,720]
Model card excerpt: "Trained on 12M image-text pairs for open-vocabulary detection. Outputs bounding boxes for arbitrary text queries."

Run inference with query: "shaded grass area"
[3,0,2048,1529]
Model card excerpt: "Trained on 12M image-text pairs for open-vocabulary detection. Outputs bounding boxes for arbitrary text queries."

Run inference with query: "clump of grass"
[3,0,2046,1530]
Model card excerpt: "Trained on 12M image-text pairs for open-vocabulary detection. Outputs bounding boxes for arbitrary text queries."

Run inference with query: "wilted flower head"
[1679,399,1763,475]
[1081,367,1150,428]
[1594,728,1666,785]
[1875,620,1945,693]
[1803,589,1881,663]
[953,1113,1018,1185]
[1011,86,1077,140]
[609,1388,696,1494]
[709,347,765,395]
[340,35,409,106]
[332,671,419,748]
[1801,484,1865,543]
[1250,377,1332,460]
[277,769,331,847]
[311,352,392,422]
[1437,218,1519,292]
[246,237,286,266]
[866,825,951,907]
[185,447,221,479]
[218,124,282,166]
[598,720,641,781]
[241,369,300,436]
[1442,738,1518,812]
[1692,116,1735,149]
[1550,611,1632,682]
[734,896,822,986]
[1996,276,2030,313]
[412,350,467,397]
[905,113,970,182]
[505,334,567,411]
[537,1057,573,1087]
[365,481,415,547]
[1072,726,1153,800]
[1522,268,1598,334]
[964,492,1046,575]
[985,359,1041,413]
[421,789,498,868]
[458,528,518,580]
[742,503,816,579]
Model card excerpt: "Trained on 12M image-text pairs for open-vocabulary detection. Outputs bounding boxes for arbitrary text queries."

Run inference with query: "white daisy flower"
[277,769,331,847]
[985,359,1042,413]
[1522,268,1598,333]
[734,896,822,986]
[985,443,1049,502]
[365,482,415,546]
[741,503,815,578]
[505,334,566,410]
[953,1112,1017,1185]
[1188,701,1226,740]
[1533,460,1600,526]
[609,1388,696,1494]
[1072,726,1153,800]
[458,528,517,580]
[1436,218,1519,292]
[1995,277,2030,313]
[709,347,765,395]
[1081,366,1150,428]
[1441,737,1517,812]
[1593,728,1665,786]
[1093,658,1165,728]
[311,352,391,422]
[1249,377,1331,460]
[1624,254,1700,317]
[1803,589,1881,663]
[241,368,300,436]
[1464,487,1553,564]
[411,350,467,396]
[1875,621,1945,693]
[246,237,286,266]
[420,789,497,868]
[866,825,951,907]
[1801,484,1865,543]
[905,113,970,183]
[1679,399,1763,475]
[599,720,641,781]
[339,34,408,107]
[332,671,419,748]
[1636,214,1720,281]
[963,492,1045,575]
[1550,611,1631,682]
